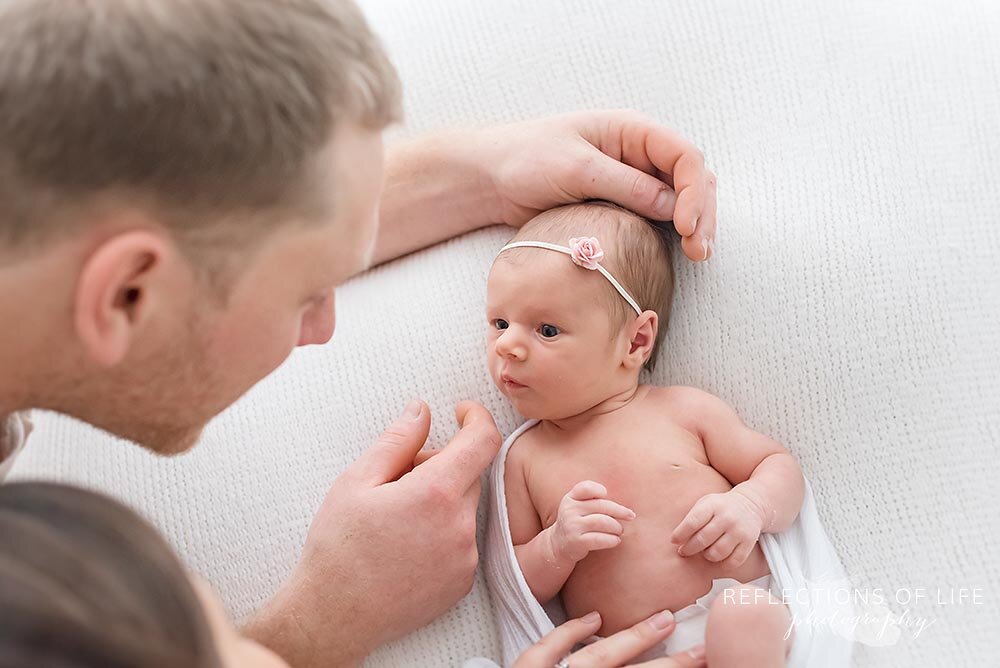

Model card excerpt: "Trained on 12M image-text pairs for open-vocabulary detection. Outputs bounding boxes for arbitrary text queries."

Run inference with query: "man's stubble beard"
[54,307,225,456]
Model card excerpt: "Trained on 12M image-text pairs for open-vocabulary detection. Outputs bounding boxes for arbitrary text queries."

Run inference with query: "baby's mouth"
[500,372,527,390]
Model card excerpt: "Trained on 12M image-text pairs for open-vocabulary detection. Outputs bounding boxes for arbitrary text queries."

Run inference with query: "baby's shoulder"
[640,383,718,409]
[506,421,543,464]
[639,384,725,430]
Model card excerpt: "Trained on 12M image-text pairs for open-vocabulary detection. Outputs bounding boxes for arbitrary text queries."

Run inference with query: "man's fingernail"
[701,236,709,261]
[688,644,706,659]
[649,609,674,630]
[403,400,422,420]
[690,215,699,234]
[581,611,601,623]
[708,237,715,258]
[654,188,672,215]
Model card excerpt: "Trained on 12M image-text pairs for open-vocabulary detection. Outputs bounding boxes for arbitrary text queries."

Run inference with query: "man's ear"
[74,230,172,367]
[623,310,659,371]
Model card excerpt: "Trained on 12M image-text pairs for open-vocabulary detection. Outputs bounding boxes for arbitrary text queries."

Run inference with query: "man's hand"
[669,489,766,568]
[244,400,502,668]
[375,110,717,268]
[478,110,718,261]
[515,610,706,668]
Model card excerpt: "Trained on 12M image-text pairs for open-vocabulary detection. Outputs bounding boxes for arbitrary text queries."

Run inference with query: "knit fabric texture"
[10,1,999,665]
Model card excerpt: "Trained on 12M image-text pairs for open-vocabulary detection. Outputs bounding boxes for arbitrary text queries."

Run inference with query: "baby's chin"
[496,387,542,419]
[501,392,577,422]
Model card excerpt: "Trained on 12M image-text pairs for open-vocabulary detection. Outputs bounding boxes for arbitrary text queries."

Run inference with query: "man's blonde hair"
[0,0,402,263]
[505,202,675,372]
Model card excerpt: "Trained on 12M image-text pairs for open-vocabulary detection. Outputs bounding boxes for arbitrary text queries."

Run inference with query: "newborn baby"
[486,202,804,666]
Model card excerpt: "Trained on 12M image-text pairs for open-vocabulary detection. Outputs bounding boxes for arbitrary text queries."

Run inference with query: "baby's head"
[486,201,673,420]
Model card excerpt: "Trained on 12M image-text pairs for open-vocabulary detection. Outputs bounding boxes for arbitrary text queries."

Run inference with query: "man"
[0,0,717,665]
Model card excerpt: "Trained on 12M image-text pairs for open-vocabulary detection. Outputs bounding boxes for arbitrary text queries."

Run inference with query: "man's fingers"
[513,613,604,667]
[463,474,483,506]
[631,644,707,667]
[413,449,439,467]
[585,153,678,223]
[680,170,717,262]
[583,112,714,262]
[419,401,501,492]
[638,123,707,239]
[569,609,678,667]
[677,518,725,557]
[701,170,718,243]
[606,113,707,234]
[348,400,431,486]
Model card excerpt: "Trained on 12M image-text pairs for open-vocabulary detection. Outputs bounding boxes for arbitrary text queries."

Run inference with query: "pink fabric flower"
[568,237,605,270]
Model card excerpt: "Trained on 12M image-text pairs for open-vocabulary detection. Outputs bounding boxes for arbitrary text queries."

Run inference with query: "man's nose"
[495,327,527,360]
[297,290,336,346]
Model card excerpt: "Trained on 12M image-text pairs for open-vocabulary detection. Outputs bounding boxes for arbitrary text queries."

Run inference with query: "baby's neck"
[542,381,650,435]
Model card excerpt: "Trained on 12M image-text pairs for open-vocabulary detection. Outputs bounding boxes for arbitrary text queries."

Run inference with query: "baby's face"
[486,251,628,420]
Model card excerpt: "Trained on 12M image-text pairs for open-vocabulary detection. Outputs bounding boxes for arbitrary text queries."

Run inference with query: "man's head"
[486,202,674,420]
[0,0,402,453]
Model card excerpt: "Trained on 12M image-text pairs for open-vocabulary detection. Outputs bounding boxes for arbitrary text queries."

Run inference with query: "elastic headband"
[496,237,642,315]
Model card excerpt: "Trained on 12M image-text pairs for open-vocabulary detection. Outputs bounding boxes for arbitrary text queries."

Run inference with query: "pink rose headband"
[495,237,642,316]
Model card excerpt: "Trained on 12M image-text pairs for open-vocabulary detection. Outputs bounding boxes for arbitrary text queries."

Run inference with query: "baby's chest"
[526,428,709,529]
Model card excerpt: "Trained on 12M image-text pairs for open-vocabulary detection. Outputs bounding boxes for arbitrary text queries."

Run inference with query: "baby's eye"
[538,324,560,338]
[494,319,509,331]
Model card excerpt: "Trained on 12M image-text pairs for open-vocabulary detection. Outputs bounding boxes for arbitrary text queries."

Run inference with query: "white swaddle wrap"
[483,419,856,667]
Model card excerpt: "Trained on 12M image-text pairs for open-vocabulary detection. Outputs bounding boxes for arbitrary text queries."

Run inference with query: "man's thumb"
[351,400,431,486]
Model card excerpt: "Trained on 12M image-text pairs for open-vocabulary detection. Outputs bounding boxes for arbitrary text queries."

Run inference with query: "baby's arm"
[505,446,572,604]
[669,387,804,563]
[506,448,634,604]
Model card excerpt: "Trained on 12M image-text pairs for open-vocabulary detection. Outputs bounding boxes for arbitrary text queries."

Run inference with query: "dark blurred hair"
[0,482,223,668]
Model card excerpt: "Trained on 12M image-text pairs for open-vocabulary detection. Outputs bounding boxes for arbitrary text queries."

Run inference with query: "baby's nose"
[495,329,527,359]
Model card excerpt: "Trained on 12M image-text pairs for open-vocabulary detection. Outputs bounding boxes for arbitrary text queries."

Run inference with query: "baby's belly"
[557,462,771,636]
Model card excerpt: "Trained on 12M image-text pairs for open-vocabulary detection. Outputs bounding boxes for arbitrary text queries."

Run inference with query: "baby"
[486,202,805,666]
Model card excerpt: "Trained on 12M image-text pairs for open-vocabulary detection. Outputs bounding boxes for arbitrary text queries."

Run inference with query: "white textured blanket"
[482,420,855,667]
[7,1,998,666]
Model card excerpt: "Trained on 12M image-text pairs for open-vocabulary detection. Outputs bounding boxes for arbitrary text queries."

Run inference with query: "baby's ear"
[624,310,658,370]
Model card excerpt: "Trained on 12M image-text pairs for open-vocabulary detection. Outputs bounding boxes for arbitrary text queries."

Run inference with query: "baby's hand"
[670,490,765,567]
[545,480,636,564]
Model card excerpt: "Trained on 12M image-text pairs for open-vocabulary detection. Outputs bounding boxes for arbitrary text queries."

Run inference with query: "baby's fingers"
[671,501,714,547]
[677,517,724,557]
[581,532,623,552]
[720,541,755,569]
[702,534,738,562]
[580,513,627,536]
[577,498,637,521]
[567,480,610,501]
